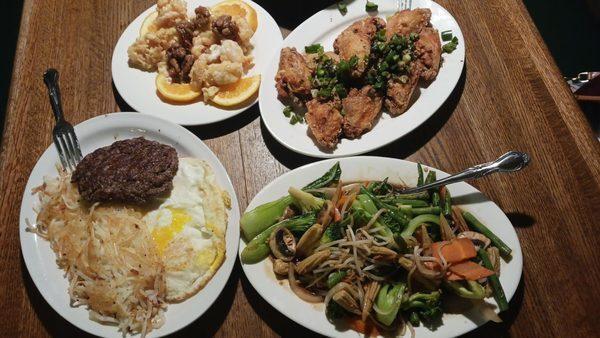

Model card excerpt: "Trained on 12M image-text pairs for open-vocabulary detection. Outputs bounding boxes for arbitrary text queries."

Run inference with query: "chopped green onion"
[366,1,378,12]
[337,1,347,15]
[283,106,293,118]
[305,43,324,54]
[441,30,453,41]
[290,114,299,125]
[402,53,411,62]
[442,36,459,53]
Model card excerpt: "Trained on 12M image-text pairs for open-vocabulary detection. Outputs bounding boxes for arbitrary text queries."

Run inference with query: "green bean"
[432,193,440,207]
[360,187,409,226]
[463,212,512,257]
[425,171,440,206]
[412,206,441,216]
[443,189,452,217]
[417,163,424,187]
[478,249,508,311]
[396,199,428,207]
[395,191,430,200]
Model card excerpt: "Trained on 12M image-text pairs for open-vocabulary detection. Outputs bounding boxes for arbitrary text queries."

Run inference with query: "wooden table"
[1,0,599,337]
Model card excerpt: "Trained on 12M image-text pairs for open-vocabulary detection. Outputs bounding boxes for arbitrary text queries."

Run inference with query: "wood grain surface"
[1,0,599,337]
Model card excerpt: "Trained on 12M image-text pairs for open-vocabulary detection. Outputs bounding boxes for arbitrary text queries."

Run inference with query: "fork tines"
[53,124,82,172]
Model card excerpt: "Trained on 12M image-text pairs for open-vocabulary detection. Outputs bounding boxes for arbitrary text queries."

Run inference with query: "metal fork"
[398,151,531,194]
[43,69,83,171]
[398,0,412,11]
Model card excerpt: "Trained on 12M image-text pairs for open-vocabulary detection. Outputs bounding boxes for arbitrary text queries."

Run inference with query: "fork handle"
[43,68,65,122]
[400,151,531,194]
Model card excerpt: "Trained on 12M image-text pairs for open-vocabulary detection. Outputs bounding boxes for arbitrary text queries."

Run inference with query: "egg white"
[143,157,229,302]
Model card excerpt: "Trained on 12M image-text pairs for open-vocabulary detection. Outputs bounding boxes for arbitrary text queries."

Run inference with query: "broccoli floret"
[326,300,348,320]
[289,187,325,213]
[321,221,345,243]
[403,291,443,323]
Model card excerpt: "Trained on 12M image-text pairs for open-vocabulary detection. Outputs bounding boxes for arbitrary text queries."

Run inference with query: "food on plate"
[305,99,343,149]
[211,74,261,106]
[71,138,178,204]
[275,47,313,106]
[27,138,230,337]
[240,162,511,335]
[341,85,383,138]
[274,8,455,149]
[333,17,385,78]
[156,72,202,101]
[127,0,258,105]
[211,0,258,32]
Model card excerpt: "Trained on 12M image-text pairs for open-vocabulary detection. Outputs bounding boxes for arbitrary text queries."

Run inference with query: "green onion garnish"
[366,1,378,12]
[441,30,453,41]
[337,1,347,15]
[442,36,459,53]
[305,44,324,54]
[283,106,293,118]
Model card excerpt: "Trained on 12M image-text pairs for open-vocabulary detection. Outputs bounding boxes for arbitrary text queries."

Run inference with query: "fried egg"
[143,157,230,302]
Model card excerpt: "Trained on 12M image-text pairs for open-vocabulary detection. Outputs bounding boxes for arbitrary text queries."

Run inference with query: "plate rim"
[19,112,241,337]
[239,156,523,338]
[111,0,283,126]
[258,0,466,158]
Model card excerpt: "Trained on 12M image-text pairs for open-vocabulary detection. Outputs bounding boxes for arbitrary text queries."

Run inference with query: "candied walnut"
[212,15,239,41]
[175,21,195,49]
[193,6,211,29]
[166,43,195,83]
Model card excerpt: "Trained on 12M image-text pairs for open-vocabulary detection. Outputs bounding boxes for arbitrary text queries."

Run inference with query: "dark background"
[1,0,598,142]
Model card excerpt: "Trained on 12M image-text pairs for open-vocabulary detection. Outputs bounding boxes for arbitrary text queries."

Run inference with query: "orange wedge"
[155,73,201,102]
[211,0,258,32]
[139,11,159,37]
[210,75,260,106]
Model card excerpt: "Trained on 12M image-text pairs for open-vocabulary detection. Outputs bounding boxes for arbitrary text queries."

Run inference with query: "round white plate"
[112,0,283,126]
[259,0,465,158]
[19,113,241,337]
[240,157,523,338]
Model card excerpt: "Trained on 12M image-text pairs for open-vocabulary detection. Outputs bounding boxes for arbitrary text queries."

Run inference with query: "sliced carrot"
[446,270,464,281]
[431,238,477,264]
[448,260,495,280]
[348,317,380,337]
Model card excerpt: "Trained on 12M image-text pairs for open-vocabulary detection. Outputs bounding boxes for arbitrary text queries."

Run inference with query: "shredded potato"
[28,170,166,337]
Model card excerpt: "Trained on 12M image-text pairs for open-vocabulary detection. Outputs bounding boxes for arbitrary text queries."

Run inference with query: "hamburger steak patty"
[71,138,178,204]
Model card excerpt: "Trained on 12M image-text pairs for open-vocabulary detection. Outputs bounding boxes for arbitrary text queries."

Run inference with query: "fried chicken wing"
[275,47,313,105]
[305,99,343,148]
[385,8,431,39]
[342,86,383,138]
[385,63,420,115]
[304,51,340,72]
[333,17,385,77]
[415,27,441,81]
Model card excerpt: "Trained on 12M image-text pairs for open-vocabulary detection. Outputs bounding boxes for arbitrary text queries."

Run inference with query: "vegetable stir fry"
[241,163,511,335]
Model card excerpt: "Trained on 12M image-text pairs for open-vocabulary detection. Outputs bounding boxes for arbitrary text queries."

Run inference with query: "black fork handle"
[43,68,65,123]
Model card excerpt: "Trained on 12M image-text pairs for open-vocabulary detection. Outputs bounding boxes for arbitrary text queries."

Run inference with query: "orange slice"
[155,73,201,102]
[211,0,258,32]
[139,11,159,37]
[210,75,260,106]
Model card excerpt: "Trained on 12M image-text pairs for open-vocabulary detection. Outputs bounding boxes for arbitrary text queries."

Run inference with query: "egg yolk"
[152,208,191,255]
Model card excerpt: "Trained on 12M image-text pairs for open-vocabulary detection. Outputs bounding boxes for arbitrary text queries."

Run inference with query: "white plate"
[240,157,523,338]
[112,0,283,126]
[259,0,465,158]
[19,113,240,337]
